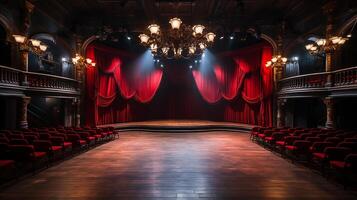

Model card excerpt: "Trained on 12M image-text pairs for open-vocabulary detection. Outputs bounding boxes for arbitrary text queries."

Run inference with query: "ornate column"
[324,97,335,128]
[18,96,31,129]
[323,0,336,87]
[73,98,81,128]
[277,98,286,128]
[19,1,35,85]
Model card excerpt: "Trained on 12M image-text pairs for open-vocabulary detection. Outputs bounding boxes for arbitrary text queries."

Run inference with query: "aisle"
[1,132,356,199]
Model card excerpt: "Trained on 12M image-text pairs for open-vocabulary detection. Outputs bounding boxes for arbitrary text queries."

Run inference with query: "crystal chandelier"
[12,35,48,55]
[72,54,96,67]
[138,17,216,59]
[305,35,350,56]
[265,55,288,68]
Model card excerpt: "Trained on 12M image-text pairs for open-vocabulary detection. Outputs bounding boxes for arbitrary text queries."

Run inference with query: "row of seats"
[0,126,118,182]
[251,126,357,186]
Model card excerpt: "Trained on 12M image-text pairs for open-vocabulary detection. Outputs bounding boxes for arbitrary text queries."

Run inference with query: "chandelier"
[265,55,287,68]
[12,35,48,55]
[138,17,216,59]
[305,35,350,56]
[72,54,96,67]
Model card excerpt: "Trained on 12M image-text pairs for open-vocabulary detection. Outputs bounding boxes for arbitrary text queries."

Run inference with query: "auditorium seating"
[0,126,118,183]
[251,126,357,186]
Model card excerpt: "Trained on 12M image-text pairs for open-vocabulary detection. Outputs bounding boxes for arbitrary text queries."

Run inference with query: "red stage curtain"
[85,43,163,125]
[85,42,272,126]
[191,43,273,126]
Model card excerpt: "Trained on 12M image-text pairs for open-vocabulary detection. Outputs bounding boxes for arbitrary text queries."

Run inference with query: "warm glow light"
[177,48,182,56]
[72,58,78,64]
[282,57,288,63]
[271,57,278,63]
[150,43,158,52]
[310,46,318,51]
[189,46,196,54]
[266,61,272,67]
[86,58,92,64]
[13,35,26,43]
[338,38,346,44]
[199,43,206,50]
[347,34,352,38]
[39,44,47,51]
[169,17,182,30]
[91,63,96,67]
[330,36,341,44]
[148,24,160,35]
[305,44,313,50]
[316,39,326,46]
[192,25,205,36]
[30,39,41,47]
[138,34,150,43]
[162,47,169,55]
[205,32,216,42]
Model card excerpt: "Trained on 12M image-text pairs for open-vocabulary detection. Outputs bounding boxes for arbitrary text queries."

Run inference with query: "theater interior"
[0,0,357,199]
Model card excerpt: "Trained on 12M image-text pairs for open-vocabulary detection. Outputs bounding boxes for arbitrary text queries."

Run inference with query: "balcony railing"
[0,65,79,95]
[334,66,357,86]
[279,66,357,94]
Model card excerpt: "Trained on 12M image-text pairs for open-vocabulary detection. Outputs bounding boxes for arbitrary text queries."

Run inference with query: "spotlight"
[220,36,224,40]
[156,59,160,63]
[189,65,193,69]
[194,60,198,64]
[127,36,131,40]
[160,64,164,68]
[347,34,352,38]
[61,57,67,62]
[230,36,234,40]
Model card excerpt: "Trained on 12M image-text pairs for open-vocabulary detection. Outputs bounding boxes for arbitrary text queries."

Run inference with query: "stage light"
[160,64,164,68]
[220,36,224,40]
[229,36,234,40]
[156,59,160,63]
[189,65,193,69]
[61,57,67,62]
[194,60,198,64]
[127,36,131,40]
[202,53,205,58]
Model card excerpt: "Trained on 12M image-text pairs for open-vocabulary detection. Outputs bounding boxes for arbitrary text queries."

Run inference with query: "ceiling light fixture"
[138,17,215,59]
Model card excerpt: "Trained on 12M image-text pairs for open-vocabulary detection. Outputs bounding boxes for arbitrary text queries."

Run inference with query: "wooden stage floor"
[1,131,356,199]
[99,120,254,132]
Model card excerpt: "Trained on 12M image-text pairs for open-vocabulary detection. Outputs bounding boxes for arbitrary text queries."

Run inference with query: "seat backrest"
[33,140,52,151]
[310,142,334,152]
[324,147,352,161]
[8,145,35,160]
[337,142,357,152]
[345,154,357,169]
[325,137,342,144]
[344,138,357,143]
[8,134,24,140]
[10,139,29,145]
[284,136,300,145]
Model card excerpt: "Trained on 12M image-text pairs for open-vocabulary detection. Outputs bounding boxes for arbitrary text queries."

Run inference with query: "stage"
[98,120,254,132]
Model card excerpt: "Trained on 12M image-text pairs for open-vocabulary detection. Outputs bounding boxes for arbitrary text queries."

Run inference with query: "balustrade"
[279,66,357,92]
[0,65,79,94]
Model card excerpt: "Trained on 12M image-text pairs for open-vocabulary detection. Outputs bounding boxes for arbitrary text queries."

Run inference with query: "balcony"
[0,65,80,96]
[278,66,357,98]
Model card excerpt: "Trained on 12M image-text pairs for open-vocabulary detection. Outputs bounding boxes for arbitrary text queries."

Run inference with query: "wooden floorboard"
[1,132,356,199]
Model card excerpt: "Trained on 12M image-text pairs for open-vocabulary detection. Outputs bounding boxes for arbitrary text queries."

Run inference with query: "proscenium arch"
[246,28,278,54]
[81,35,98,55]
[0,14,15,41]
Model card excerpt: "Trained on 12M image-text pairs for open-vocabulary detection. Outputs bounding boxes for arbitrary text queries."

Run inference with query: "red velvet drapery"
[85,42,272,126]
[84,43,163,125]
[192,43,273,126]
